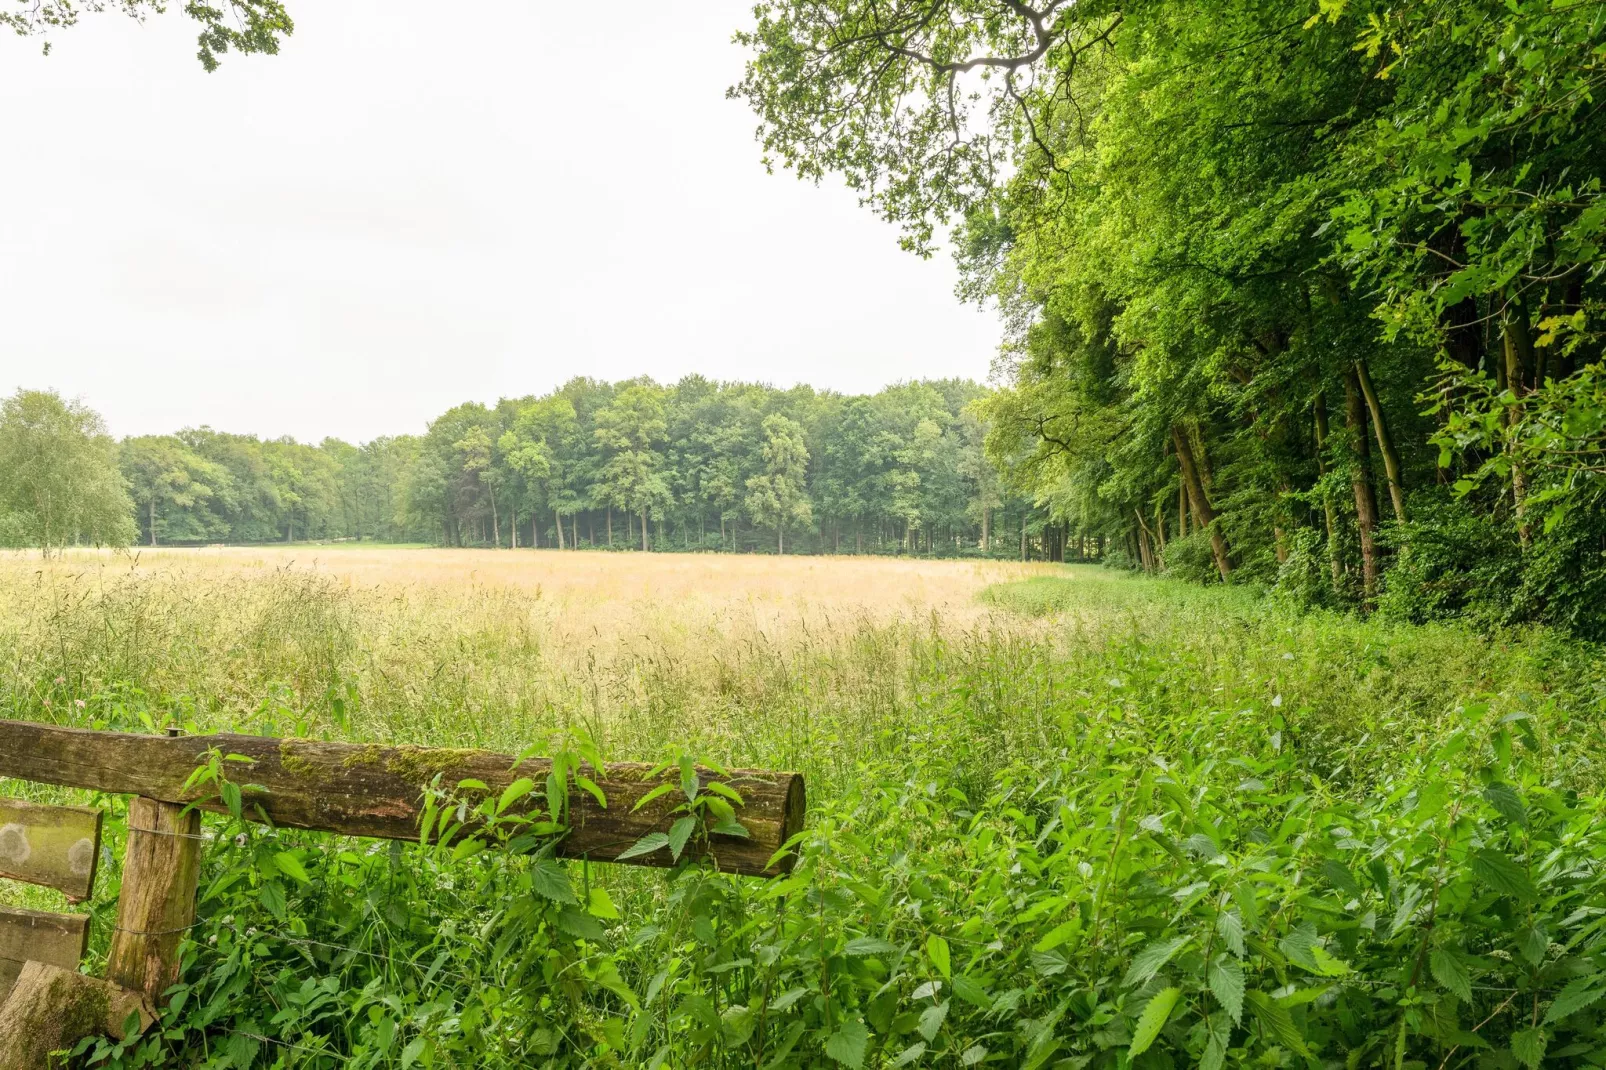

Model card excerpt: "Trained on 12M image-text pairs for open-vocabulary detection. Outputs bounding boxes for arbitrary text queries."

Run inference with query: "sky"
[0,2,1003,444]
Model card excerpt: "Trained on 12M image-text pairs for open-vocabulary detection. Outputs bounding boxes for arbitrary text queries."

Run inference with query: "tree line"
[736,0,1606,637]
[0,379,1080,559]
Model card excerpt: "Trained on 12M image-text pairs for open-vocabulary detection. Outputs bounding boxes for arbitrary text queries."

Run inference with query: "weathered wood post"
[105,728,202,1006]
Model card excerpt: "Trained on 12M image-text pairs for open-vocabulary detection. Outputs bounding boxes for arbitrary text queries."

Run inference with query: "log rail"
[0,720,805,877]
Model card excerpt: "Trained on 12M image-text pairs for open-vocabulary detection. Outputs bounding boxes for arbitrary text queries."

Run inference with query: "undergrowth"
[3,563,1606,1067]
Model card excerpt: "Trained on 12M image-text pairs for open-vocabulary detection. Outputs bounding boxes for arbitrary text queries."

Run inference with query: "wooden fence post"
[105,792,201,1006]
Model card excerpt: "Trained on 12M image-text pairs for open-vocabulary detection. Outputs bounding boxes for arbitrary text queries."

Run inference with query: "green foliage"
[18,564,1606,1066]
[0,388,136,551]
[732,0,1606,634]
[2,0,293,71]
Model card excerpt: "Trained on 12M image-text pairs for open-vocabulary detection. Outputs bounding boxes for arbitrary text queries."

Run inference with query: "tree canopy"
[736,0,1606,636]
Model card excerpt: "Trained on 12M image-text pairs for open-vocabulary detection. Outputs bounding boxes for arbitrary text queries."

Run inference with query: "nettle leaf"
[824,1019,868,1069]
[1518,923,1549,966]
[1482,782,1529,828]
[667,815,697,861]
[952,974,991,1010]
[530,858,578,905]
[1128,987,1181,1058]
[844,937,898,957]
[1545,976,1606,1024]
[1246,991,1309,1057]
[917,1000,949,1042]
[617,831,669,861]
[1511,1027,1547,1069]
[926,935,951,979]
[1430,947,1473,1002]
[1123,936,1188,988]
[1208,956,1244,1024]
[1319,860,1360,898]
[1217,910,1245,958]
[1471,848,1539,902]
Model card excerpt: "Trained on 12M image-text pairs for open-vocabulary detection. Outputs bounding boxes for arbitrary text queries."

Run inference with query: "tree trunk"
[981,507,990,552]
[511,505,518,549]
[1177,480,1188,538]
[573,513,579,549]
[1354,359,1407,523]
[554,507,565,549]
[489,486,500,548]
[0,962,153,1070]
[1313,392,1344,593]
[1504,315,1535,548]
[149,499,157,546]
[1344,368,1382,602]
[778,523,784,554]
[1020,519,1027,561]
[607,508,613,547]
[641,508,650,552]
[1171,425,1232,580]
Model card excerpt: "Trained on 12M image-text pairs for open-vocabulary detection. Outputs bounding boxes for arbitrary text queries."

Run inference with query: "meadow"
[3,548,1606,1068]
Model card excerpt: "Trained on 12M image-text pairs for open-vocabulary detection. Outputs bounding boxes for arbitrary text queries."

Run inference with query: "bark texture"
[106,798,201,1006]
[0,961,152,1070]
[0,721,805,878]
[1171,425,1232,580]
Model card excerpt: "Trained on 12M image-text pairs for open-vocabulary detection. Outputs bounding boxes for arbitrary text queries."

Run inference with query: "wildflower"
[54,675,64,684]
[235,833,248,847]
[75,699,85,709]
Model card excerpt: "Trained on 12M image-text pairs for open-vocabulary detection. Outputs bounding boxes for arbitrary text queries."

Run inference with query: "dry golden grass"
[49,545,1050,625]
[0,547,1059,770]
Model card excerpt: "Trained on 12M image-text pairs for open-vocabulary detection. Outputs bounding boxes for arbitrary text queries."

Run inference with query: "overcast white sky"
[0,2,1002,444]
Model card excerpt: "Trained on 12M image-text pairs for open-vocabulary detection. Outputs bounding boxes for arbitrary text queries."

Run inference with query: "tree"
[745,414,813,553]
[594,385,672,551]
[120,436,230,545]
[0,389,134,552]
[5,1,294,72]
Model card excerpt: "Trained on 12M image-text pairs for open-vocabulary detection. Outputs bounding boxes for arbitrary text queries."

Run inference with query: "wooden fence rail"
[0,720,805,877]
[0,719,806,1067]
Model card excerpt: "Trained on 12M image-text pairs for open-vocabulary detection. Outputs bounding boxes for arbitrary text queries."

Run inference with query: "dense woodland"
[0,379,1067,558]
[736,0,1606,636]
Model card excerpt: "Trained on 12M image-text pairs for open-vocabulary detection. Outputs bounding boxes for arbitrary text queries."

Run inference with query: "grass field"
[3,549,1605,1067]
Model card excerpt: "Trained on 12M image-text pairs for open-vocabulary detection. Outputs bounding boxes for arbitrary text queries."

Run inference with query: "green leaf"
[843,936,897,957]
[556,905,606,941]
[1430,947,1473,1002]
[1471,848,1539,902]
[890,1043,926,1068]
[927,935,951,979]
[1033,917,1080,954]
[574,775,607,809]
[917,1000,949,1042]
[1216,910,1245,958]
[1128,987,1181,1058]
[273,851,310,885]
[631,782,677,814]
[667,815,697,861]
[1511,1027,1547,1069]
[1208,956,1244,1024]
[1123,936,1187,988]
[1246,990,1308,1056]
[497,777,535,816]
[616,831,669,861]
[588,886,620,920]
[1518,923,1549,966]
[530,858,578,904]
[951,974,991,1009]
[1482,782,1528,828]
[824,1019,868,1068]
[1545,976,1606,1024]
[1201,1035,1226,1070]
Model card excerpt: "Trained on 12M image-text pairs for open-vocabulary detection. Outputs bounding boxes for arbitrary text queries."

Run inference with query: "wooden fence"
[0,719,805,1067]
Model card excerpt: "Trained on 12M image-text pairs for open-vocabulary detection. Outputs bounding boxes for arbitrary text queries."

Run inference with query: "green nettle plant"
[72,699,1606,1069]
